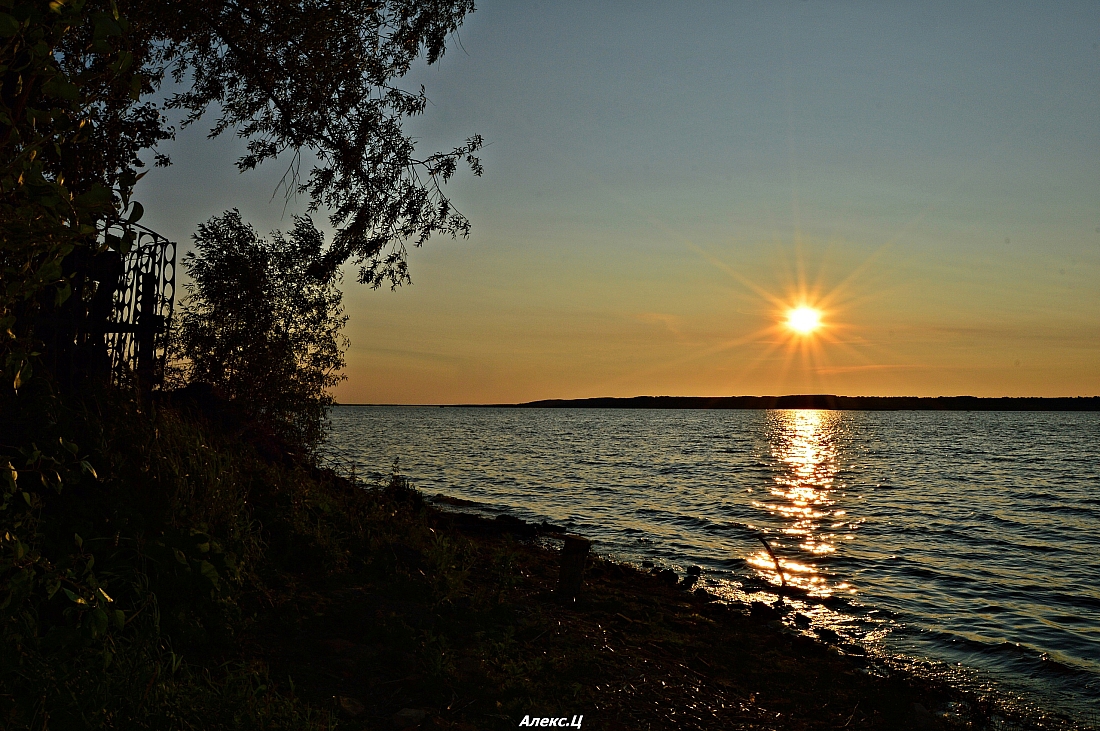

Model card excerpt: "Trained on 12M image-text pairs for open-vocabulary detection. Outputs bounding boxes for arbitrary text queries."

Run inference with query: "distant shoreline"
[338,395,1100,410]
[513,395,1100,410]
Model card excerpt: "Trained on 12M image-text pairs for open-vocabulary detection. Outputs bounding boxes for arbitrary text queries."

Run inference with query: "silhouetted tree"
[3,0,481,389]
[142,0,483,288]
[173,210,348,454]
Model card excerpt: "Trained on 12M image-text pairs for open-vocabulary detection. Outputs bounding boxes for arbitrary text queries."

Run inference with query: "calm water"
[324,407,1100,721]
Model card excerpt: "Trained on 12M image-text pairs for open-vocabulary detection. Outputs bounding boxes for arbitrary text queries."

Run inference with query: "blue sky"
[138,1,1100,402]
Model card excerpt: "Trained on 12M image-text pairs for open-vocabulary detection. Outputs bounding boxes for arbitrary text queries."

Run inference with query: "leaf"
[2,462,17,491]
[74,533,82,548]
[41,77,80,101]
[71,182,111,210]
[63,588,87,605]
[54,281,71,306]
[12,360,29,390]
[92,14,121,42]
[198,560,220,589]
[127,200,143,223]
[191,531,211,553]
[87,607,108,637]
[79,460,97,479]
[113,609,126,630]
[0,13,20,37]
[98,587,113,603]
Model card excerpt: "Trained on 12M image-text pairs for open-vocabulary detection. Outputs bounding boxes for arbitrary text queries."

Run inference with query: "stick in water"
[757,535,787,588]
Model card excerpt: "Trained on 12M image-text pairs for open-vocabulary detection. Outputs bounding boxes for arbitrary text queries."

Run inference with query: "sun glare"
[786,306,822,335]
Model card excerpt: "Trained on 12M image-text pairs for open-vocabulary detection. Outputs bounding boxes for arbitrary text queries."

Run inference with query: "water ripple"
[325,406,1100,720]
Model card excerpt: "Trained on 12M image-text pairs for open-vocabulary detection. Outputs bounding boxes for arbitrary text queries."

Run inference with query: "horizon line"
[334,394,1100,410]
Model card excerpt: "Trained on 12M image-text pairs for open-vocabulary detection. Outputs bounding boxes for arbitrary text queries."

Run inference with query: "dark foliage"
[1,0,166,390]
[0,382,346,728]
[172,210,348,456]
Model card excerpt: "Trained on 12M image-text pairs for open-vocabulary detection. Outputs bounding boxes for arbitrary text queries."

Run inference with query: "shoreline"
[251,486,1091,731]
[425,503,1094,731]
[515,395,1100,411]
[334,396,1100,411]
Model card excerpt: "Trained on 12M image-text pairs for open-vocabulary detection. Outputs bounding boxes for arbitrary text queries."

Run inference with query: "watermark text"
[518,715,583,728]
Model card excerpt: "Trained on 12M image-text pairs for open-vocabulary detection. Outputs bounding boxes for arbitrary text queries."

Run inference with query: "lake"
[323,406,1100,723]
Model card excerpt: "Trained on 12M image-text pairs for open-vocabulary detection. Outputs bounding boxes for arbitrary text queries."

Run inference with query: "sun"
[786,306,822,335]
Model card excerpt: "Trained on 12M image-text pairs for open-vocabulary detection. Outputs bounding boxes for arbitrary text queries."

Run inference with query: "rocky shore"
[242,493,1058,731]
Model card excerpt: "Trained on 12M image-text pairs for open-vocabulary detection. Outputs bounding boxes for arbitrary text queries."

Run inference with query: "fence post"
[557,535,591,602]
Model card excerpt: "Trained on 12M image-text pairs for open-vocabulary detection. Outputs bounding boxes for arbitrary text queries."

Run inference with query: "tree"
[2,0,482,389]
[142,0,484,288]
[173,210,348,455]
[1,0,168,389]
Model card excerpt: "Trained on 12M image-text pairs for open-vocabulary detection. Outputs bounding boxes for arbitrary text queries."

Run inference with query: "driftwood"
[757,535,787,588]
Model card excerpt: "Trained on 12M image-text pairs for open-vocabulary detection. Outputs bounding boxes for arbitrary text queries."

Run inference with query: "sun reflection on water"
[748,410,850,596]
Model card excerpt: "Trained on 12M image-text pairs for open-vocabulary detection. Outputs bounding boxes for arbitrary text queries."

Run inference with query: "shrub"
[170,210,348,457]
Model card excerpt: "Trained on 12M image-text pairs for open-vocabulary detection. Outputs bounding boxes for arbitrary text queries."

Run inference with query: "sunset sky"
[138,1,1100,404]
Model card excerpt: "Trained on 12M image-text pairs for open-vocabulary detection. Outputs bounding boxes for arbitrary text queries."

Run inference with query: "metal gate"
[37,222,177,390]
[105,224,177,386]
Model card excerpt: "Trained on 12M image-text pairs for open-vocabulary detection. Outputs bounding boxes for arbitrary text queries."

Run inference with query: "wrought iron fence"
[105,223,177,386]
[36,222,177,391]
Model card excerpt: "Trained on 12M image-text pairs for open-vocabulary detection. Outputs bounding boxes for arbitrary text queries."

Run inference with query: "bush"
[170,210,348,458]
[0,383,337,729]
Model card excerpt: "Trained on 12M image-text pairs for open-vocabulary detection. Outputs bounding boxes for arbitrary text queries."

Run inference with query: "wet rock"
[750,601,783,621]
[653,568,679,586]
[494,514,537,536]
[641,560,654,569]
[680,566,703,591]
[792,612,811,629]
[814,627,841,644]
[393,707,428,728]
[445,511,566,537]
[432,493,480,507]
[693,587,717,602]
[790,634,820,657]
